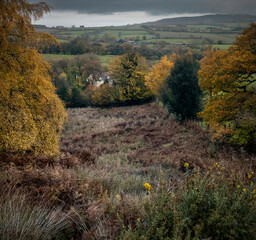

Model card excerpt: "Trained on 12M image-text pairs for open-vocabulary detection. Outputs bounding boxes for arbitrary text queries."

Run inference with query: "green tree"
[0,0,66,155]
[108,52,152,103]
[70,86,87,107]
[161,54,201,120]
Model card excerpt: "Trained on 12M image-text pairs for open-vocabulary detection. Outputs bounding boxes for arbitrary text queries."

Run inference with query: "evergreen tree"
[161,54,201,121]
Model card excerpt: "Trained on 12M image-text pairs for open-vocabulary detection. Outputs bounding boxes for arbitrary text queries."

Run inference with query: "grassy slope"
[1,104,256,239]
[36,15,255,49]
[155,31,236,43]
[3,103,254,201]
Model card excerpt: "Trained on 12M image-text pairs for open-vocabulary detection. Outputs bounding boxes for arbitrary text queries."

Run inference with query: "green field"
[212,44,231,50]
[42,54,75,61]
[99,55,116,66]
[105,30,154,40]
[160,39,191,44]
[35,17,254,54]
[155,31,236,44]
[43,54,116,67]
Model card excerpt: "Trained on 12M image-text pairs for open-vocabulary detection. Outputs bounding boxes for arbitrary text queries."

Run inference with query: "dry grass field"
[1,103,256,239]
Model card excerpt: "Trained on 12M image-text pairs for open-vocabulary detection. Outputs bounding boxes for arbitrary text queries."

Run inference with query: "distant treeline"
[41,36,191,60]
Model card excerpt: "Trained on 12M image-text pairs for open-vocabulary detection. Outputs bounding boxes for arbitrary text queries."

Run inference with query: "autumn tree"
[198,23,256,148]
[108,52,152,103]
[161,54,201,121]
[92,84,116,106]
[0,0,66,155]
[145,54,177,97]
[82,59,103,82]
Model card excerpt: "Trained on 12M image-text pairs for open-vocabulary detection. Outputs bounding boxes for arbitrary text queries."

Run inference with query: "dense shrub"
[69,86,88,107]
[161,54,201,121]
[122,169,256,240]
[92,84,117,106]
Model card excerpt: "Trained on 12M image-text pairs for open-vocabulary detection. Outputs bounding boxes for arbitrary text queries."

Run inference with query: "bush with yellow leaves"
[0,0,66,155]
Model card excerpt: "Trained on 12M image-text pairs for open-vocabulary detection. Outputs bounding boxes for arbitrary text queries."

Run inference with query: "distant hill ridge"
[145,14,256,25]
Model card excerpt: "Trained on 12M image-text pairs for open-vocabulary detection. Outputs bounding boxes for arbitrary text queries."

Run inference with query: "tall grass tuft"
[0,192,70,240]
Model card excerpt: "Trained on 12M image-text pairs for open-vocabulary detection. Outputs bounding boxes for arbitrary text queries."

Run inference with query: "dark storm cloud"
[39,0,256,15]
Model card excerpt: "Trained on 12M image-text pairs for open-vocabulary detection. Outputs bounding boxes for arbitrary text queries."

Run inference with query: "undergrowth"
[0,192,70,240]
[121,166,256,240]
[0,104,256,239]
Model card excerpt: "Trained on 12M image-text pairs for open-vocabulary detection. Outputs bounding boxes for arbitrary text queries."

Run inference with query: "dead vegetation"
[0,103,255,239]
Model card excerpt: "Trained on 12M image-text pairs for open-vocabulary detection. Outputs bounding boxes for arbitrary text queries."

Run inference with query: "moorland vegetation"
[0,0,256,239]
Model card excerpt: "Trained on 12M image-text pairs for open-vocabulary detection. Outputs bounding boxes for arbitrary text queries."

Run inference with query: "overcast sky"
[32,0,256,27]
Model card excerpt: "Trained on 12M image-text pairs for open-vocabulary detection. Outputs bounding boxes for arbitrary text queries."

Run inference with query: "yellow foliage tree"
[145,54,177,97]
[108,52,152,102]
[198,23,256,148]
[92,84,116,106]
[0,0,66,155]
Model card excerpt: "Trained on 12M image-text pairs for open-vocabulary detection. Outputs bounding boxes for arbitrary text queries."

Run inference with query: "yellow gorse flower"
[248,171,254,179]
[184,162,189,168]
[144,182,152,191]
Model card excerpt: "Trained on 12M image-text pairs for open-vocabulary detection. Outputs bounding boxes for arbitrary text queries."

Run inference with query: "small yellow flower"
[243,188,246,192]
[184,162,189,168]
[215,162,219,167]
[253,189,256,194]
[254,195,256,198]
[195,187,198,191]
[237,185,240,188]
[144,182,152,191]
[137,218,141,222]
[248,173,252,179]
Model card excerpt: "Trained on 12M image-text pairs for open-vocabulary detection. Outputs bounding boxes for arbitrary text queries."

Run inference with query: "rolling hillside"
[145,14,256,25]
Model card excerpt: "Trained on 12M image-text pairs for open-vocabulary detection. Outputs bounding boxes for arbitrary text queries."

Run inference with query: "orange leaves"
[198,24,256,148]
[145,54,177,97]
[36,32,60,53]
[234,23,256,52]
[198,50,229,94]
[0,0,50,48]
